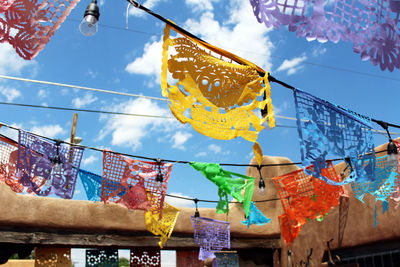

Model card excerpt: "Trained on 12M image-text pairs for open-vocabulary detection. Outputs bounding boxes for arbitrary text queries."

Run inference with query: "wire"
[65,17,400,84]
[123,1,400,132]
[0,74,168,102]
[0,101,399,135]
[0,101,173,119]
[0,122,388,170]
[268,76,400,131]
[164,192,281,204]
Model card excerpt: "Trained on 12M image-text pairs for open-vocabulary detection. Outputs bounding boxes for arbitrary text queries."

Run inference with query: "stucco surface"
[0,156,296,239]
[1,260,34,267]
[289,139,400,265]
[1,139,397,264]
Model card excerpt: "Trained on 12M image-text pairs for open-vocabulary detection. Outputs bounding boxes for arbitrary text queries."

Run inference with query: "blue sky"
[1,0,400,265]
[0,0,399,208]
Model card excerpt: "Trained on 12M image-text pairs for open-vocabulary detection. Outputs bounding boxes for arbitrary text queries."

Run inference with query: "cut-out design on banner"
[130,248,161,267]
[391,140,400,201]
[214,252,240,267]
[0,0,81,60]
[86,249,119,267]
[35,247,71,267]
[191,216,231,261]
[351,155,398,203]
[176,251,204,267]
[294,88,375,184]
[17,130,84,199]
[241,201,271,228]
[161,24,275,165]
[0,0,15,12]
[190,162,255,216]
[145,201,180,248]
[273,161,343,245]
[102,151,172,215]
[0,135,24,192]
[350,155,398,226]
[79,169,103,201]
[249,0,400,71]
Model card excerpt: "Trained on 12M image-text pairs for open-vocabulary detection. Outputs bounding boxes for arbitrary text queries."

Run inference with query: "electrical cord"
[0,122,388,169]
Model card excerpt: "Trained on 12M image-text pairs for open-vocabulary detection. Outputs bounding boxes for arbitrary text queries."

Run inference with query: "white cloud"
[37,89,48,99]
[171,131,192,150]
[72,93,98,108]
[0,86,21,102]
[128,0,167,17]
[185,0,219,12]
[184,0,273,70]
[0,43,37,75]
[82,155,98,166]
[165,192,194,207]
[273,100,290,115]
[97,98,179,150]
[312,46,327,57]
[208,144,221,154]
[126,0,273,82]
[0,123,22,141]
[30,124,66,139]
[276,55,307,75]
[125,38,163,86]
[195,151,207,157]
[61,88,69,96]
[86,69,98,79]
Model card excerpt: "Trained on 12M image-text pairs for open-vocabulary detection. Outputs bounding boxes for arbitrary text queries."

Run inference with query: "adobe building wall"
[288,140,400,266]
[0,156,296,241]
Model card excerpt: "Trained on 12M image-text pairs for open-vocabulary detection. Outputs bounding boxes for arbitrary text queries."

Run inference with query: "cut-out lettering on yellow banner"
[161,25,275,165]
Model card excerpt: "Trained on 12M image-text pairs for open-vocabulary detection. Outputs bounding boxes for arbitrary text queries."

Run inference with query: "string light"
[257,166,266,196]
[375,120,399,167]
[0,122,389,170]
[49,140,63,186]
[79,0,100,36]
[387,140,398,167]
[194,198,200,217]
[155,158,164,191]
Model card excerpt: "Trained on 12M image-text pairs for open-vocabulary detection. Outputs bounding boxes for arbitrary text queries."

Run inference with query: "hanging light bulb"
[155,158,163,191]
[52,141,63,176]
[387,139,398,167]
[257,166,266,196]
[259,177,266,196]
[79,0,100,36]
[194,198,200,218]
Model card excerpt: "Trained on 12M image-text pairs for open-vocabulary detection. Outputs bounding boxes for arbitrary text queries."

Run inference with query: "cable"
[1,101,398,135]
[267,75,400,131]
[0,74,168,102]
[124,1,400,132]
[0,101,173,119]
[66,15,400,83]
[164,192,281,204]
[0,122,388,170]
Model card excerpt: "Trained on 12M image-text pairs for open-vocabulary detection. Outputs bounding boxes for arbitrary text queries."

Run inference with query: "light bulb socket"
[194,210,200,218]
[388,140,398,156]
[194,198,200,217]
[53,154,62,165]
[155,158,163,183]
[84,0,100,20]
[156,171,163,183]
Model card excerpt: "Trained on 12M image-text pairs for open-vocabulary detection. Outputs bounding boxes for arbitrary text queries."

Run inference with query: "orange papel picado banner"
[161,24,275,165]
